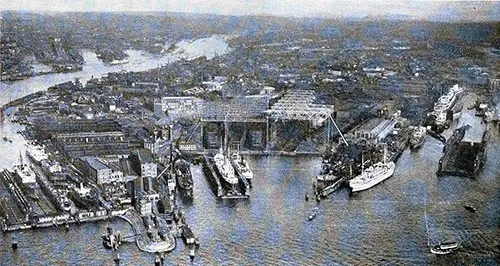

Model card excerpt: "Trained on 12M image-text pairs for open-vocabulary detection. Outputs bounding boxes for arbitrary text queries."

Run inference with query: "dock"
[201,154,248,199]
[119,210,175,253]
[437,109,487,177]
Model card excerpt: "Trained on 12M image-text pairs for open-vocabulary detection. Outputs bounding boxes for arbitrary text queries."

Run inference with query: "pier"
[118,210,175,253]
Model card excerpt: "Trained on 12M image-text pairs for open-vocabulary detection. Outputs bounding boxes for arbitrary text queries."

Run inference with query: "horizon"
[1,1,499,22]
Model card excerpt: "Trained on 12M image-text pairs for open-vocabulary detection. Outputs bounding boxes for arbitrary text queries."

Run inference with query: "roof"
[134,149,154,164]
[118,158,139,177]
[81,156,109,171]
[202,96,268,122]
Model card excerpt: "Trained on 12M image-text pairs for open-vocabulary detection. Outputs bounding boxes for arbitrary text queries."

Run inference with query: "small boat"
[308,212,317,221]
[409,126,426,150]
[12,236,18,250]
[464,204,476,212]
[305,193,309,201]
[155,253,161,266]
[430,242,459,255]
[189,248,195,260]
[113,250,120,263]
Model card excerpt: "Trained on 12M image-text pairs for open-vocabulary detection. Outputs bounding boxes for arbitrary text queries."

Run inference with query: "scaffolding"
[266,90,334,123]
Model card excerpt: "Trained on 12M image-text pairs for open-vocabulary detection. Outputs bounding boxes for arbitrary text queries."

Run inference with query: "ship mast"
[361,152,364,175]
[425,198,430,247]
[383,144,387,165]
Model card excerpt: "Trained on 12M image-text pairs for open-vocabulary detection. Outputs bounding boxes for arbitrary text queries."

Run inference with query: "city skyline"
[1,0,499,22]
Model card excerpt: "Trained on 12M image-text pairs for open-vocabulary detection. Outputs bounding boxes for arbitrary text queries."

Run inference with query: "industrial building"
[76,156,124,184]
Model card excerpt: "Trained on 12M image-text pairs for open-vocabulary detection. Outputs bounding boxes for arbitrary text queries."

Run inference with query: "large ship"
[175,159,193,197]
[429,84,464,131]
[349,147,395,192]
[213,148,238,188]
[14,153,37,184]
[409,126,426,150]
[26,143,49,165]
[230,151,253,181]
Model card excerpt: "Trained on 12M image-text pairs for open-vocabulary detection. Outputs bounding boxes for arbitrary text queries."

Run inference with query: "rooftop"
[133,149,155,164]
[202,96,268,122]
[81,156,109,171]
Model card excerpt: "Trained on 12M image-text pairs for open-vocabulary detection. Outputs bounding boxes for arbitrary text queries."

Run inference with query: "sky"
[0,0,498,21]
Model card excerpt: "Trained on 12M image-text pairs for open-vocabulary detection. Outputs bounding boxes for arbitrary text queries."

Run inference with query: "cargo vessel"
[175,159,193,197]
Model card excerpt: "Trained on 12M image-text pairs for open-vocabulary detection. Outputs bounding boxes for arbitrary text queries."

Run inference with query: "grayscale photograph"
[0,0,499,265]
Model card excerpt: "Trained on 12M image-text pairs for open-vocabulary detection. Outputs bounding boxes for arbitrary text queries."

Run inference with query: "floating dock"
[437,109,487,177]
[202,154,248,199]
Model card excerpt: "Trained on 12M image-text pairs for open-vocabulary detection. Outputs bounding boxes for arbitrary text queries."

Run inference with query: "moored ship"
[213,148,238,188]
[230,151,253,181]
[175,159,193,197]
[26,143,49,165]
[428,84,464,132]
[349,147,395,192]
[14,153,37,184]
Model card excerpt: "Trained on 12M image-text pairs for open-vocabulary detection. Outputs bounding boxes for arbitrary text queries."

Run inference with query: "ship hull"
[318,176,347,197]
[349,163,395,192]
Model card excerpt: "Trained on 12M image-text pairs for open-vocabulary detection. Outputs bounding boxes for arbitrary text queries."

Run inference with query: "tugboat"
[175,159,193,197]
[308,207,318,221]
[425,198,460,255]
[12,235,18,250]
[409,126,426,150]
[102,226,114,249]
[464,204,477,213]
[430,242,459,255]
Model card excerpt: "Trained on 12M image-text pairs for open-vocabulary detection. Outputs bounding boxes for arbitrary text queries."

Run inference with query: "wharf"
[185,149,322,157]
[119,210,175,253]
[1,209,117,233]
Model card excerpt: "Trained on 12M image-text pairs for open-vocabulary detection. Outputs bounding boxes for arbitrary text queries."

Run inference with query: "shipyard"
[1,5,499,266]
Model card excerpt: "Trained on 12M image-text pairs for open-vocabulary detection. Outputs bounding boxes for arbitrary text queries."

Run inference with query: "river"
[0,35,230,107]
[1,127,499,265]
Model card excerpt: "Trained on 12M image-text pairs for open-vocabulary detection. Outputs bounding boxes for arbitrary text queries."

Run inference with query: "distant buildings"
[154,96,204,118]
